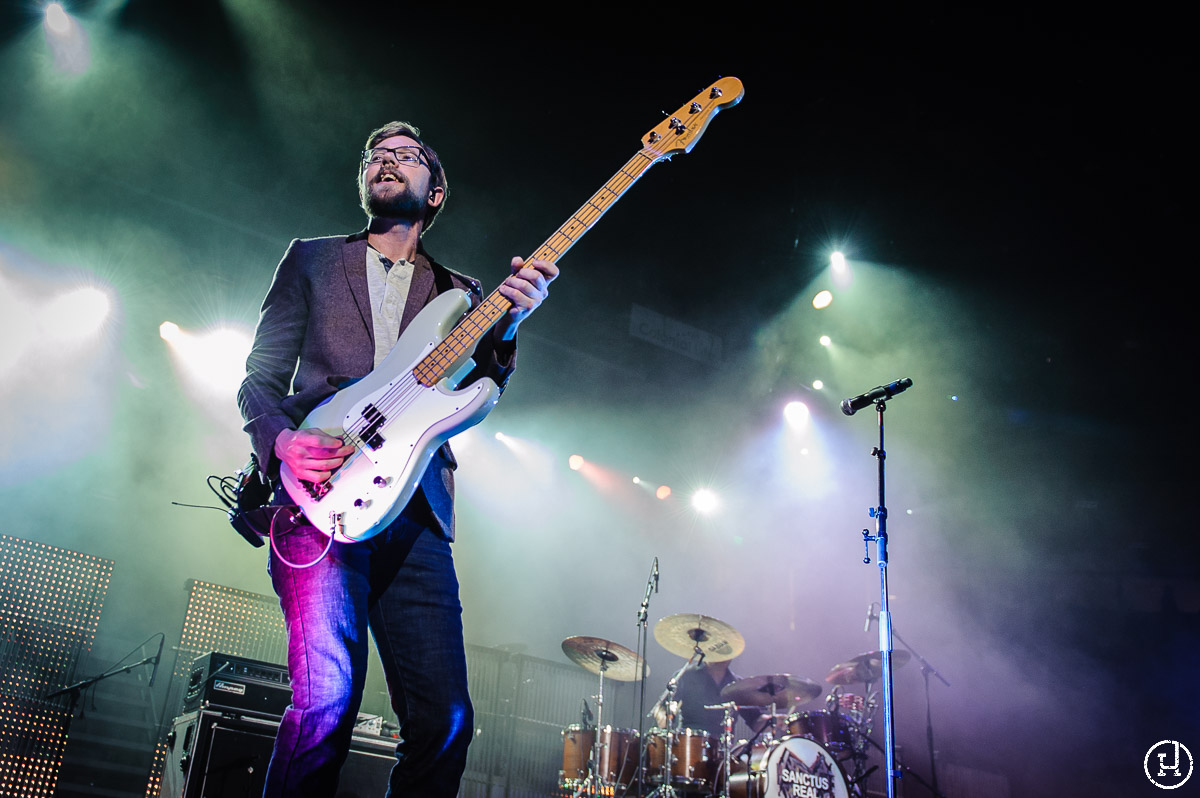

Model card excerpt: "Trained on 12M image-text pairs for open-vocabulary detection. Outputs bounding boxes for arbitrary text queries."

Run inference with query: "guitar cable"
[269,506,335,569]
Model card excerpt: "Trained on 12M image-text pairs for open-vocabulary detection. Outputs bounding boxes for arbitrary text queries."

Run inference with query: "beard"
[361,177,426,221]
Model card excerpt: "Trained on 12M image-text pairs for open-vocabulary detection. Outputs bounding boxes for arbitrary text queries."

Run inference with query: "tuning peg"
[689,102,702,114]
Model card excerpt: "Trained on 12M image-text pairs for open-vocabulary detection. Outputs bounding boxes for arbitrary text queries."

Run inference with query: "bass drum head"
[763,735,851,798]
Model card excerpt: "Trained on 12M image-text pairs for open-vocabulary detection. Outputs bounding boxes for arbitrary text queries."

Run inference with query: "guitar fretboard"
[413,148,663,387]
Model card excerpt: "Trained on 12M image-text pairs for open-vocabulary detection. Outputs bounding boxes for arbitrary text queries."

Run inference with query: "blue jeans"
[263,512,473,798]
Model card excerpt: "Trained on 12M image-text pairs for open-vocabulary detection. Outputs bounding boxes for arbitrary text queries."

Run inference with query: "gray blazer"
[238,230,515,540]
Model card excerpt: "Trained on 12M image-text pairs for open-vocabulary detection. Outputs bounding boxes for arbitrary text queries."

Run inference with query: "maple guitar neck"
[413,77,744,388]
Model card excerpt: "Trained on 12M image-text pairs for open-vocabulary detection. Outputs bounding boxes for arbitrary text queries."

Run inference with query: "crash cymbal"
[653,613,746,662]
[561,636,648,682]
[825,650,912,685]
[719,674,822,707]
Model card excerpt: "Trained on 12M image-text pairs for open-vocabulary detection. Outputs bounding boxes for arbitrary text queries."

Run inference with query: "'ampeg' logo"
[775,746,836,798]
[1145,740,1193,790]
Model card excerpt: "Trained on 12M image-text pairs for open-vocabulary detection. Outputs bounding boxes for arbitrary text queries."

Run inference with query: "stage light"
[193,328,252,391]
[568,454,584,471]
[160,322,252,396]
[632,476,641,484]
[494,431,507,442]
[42,0,90,74]
[691,489,718,514]
[784,401,809,428]
[44,3,71,36]
[831,251,847,271]
[819,335,831,347]
[812,290,833,309]
[656,485,671,500]
[41,286,110,341]
[812,380,824,390]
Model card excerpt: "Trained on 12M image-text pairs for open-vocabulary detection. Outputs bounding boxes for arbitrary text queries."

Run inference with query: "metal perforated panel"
[0,535,113,798]
[146,579,287,797]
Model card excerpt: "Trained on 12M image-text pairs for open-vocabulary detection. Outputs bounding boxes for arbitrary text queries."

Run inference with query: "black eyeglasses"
[362,146,427,168]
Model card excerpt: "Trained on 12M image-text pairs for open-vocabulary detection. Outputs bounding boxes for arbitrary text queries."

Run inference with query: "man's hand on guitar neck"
[495,256,559,341]
[275,428,357,483]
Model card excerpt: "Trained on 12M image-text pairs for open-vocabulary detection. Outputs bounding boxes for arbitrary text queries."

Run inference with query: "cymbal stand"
[712,702,737,798]
[572,654,614,798]
[648,647,703,798]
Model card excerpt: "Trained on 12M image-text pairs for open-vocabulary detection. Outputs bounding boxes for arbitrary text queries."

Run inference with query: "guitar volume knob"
[373,476,389,487]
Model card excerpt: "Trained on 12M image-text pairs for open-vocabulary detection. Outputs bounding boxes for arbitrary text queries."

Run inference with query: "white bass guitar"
[280,77,745,542]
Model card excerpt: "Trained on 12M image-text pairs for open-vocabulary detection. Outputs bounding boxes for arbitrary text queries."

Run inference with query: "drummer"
[659,657,762,736]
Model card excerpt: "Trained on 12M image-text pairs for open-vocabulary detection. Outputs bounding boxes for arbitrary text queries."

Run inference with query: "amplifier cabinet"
[183,652,293,719]
[161,710,395,797]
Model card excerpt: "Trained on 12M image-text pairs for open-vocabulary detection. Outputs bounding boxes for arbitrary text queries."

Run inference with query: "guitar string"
[340,97,717,444]
[294,87,730,539]
[341,144,670,446]
[339,148,661,445]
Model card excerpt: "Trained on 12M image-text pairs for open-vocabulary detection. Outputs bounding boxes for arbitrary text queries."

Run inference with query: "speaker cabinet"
[161,710,394,797]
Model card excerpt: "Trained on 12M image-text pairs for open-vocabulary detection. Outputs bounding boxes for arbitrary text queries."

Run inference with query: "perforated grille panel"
[0,535,113,798]
[145,579,287,797]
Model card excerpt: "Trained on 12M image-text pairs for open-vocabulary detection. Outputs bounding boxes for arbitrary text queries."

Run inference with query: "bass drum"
[728,736,850,798]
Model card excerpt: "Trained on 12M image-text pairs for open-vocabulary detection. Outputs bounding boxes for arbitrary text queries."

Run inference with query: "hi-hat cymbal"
[825,650,912,685]
[561,636,648,682]
[653,613,746,662]
[719,674,822,707]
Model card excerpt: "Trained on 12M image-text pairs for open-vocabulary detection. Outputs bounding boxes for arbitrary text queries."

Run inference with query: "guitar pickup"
[359,403,387,450]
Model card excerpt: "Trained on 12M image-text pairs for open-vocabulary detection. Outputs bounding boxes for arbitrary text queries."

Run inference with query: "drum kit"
[559,615,910,798]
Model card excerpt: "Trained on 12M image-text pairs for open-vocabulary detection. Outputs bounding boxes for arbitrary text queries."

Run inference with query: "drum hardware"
[703,701,744,798]
[560,636,647,797]
[646,644,709,797]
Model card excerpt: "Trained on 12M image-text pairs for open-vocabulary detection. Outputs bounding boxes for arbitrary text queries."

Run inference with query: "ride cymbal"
[653,613,746,662]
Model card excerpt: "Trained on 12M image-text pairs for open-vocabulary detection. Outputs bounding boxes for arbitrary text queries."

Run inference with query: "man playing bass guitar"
[238,120,557,798]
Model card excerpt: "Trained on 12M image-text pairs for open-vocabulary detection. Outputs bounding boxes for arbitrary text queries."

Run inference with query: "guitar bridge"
[301,479,332,501]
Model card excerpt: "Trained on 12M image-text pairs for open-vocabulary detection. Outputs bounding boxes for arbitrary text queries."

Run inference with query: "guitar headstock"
[641,77,744,159]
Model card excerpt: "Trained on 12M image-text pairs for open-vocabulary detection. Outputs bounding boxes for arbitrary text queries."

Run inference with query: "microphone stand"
[891,626,949,797]
[856,397,898,798]
[45,655,159,740]
[634,557,658,798]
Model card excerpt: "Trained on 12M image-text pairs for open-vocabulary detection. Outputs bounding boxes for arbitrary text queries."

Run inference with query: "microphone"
[864,603,877,632]
[652,557,659,593]
[149,634,165,688]
[841,378,914,416]
[581,698,594,727]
